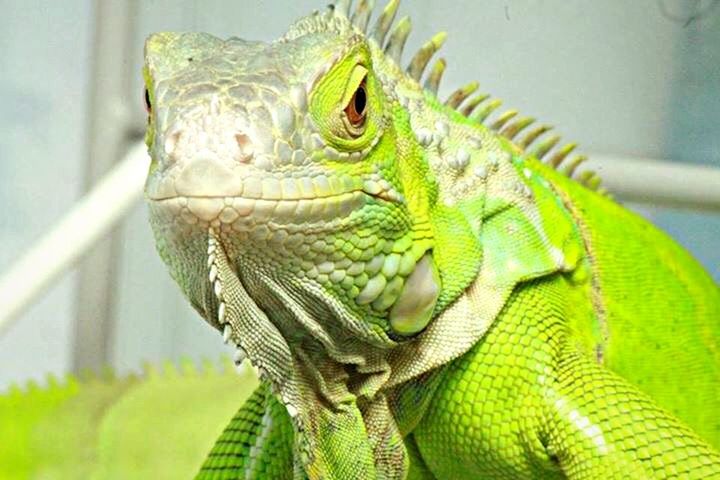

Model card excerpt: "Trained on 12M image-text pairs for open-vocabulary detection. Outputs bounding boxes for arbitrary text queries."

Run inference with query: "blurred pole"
[73,0,139,372]
[586,155,720,212]
[0,145,148,337]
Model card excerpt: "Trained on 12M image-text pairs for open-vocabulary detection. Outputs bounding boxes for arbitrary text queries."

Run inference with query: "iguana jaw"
[148,193,365,229]
[146,164,403,230]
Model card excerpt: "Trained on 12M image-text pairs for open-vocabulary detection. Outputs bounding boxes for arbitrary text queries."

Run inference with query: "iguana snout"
[142,32,390,232]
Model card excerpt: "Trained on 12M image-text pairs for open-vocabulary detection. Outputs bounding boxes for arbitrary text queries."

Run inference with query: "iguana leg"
[197,387,440,480]
[406,434,438,480]
[544,344,720,478]
[196,382,295,479]
[413,276,720,479]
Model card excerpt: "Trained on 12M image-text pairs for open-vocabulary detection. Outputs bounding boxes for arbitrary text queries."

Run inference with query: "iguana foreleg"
[414,276,720,478]
[196,382,296,479]
[544,345,720,478]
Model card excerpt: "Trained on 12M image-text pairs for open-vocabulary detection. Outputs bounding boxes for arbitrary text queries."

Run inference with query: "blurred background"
[0,0,718,391]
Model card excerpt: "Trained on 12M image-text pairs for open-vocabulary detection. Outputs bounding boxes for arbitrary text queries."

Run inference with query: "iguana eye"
[344,77,367,131]
[144,87,152,114]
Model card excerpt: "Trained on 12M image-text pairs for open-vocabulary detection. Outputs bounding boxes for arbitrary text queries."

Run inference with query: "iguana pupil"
[346,77,367,126]
[143,87,151,114]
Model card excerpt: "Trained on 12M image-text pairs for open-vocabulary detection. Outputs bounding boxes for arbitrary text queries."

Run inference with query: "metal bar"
[0,144,148,337]
[72,0,138,372]
[586,155,720,212]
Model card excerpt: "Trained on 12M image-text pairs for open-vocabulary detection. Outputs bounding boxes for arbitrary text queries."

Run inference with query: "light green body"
[3,1,719,479]
[0,362,258,479]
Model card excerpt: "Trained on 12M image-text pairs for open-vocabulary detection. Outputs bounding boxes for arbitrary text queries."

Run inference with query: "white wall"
[0,0,93,388]
[1,0,718,390]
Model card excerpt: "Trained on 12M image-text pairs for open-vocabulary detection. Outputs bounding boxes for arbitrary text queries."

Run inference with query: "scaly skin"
[416,274,720,478]
[142,1,720,478]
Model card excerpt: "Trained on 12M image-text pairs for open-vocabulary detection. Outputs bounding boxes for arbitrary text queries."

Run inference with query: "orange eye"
[344,78,367,128]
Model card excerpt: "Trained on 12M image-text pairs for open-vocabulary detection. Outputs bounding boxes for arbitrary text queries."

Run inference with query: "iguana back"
[544,162,720,448]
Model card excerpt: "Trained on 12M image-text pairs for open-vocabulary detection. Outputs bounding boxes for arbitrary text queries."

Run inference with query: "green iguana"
[3,1,719,479]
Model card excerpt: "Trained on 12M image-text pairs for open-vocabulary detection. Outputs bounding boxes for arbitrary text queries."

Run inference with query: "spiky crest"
[2,357,240,395]
[330,0,604,193]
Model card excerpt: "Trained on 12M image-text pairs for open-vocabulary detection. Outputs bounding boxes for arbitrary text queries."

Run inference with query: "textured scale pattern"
[539,160,720,447]
[415,277,720,479]
[136,0,720,478]
[3,0,719,477]
[199,384,294,479]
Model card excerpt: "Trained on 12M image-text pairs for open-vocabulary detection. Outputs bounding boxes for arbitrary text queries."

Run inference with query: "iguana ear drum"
[389,253,441,336]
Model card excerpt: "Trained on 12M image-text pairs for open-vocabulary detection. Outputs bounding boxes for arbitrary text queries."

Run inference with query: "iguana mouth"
[147,182,403,227]
[148,190,368,227]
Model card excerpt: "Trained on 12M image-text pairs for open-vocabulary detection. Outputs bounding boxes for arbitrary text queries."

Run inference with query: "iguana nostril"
[235,133,254,163]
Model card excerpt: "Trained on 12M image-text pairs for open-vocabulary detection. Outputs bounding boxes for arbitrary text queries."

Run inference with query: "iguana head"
[144,5,447,346]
